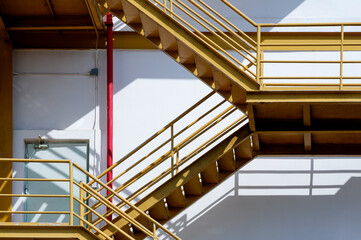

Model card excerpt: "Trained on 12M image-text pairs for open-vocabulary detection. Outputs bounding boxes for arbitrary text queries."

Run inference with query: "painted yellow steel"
[88,105,247,226]
[0,35,12,222]
[100,0,361,90]
[0,159,180,240]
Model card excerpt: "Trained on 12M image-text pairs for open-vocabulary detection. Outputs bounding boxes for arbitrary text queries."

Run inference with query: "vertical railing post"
[163,0,167,12]
[176,150,179,174]
[170,0,173,17]
[69,161,74,226]
[171,125,174,177]
[79,182,85,227]
[340,24,344,90]
[153,223,158,240]
[256,25,262,87]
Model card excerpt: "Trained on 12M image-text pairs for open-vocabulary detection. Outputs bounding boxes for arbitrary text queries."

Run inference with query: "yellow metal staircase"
[100,0,261,112]
[3,0,361,239]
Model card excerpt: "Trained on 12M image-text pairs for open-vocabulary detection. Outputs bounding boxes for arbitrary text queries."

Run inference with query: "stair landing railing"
[258,22,361,90]
[0,158,180,240]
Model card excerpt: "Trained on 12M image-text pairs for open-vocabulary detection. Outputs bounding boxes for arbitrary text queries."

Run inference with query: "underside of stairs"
[99,0,260,113]
[100,123,253,240]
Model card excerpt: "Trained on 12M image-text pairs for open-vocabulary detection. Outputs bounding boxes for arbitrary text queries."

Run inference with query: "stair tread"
[177,41,195,64]
[139,12,159,37]
[235,137,253,159]
[218,150,235,171]
[158,27,178,51]
[121,0,142,24]
[149,200,169,220]
[166,187,186,208]
[201,162,219,184]
[183,174,203,196]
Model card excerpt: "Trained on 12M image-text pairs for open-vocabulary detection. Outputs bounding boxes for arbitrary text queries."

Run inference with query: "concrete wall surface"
[12,49,361,239]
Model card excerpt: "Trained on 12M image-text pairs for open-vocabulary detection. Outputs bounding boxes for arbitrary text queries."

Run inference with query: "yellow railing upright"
[0,158,180,240]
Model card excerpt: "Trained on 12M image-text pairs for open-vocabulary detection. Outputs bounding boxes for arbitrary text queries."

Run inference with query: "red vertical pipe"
[105,12,113,218]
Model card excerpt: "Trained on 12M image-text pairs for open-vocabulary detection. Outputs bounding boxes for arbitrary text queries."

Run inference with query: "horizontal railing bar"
[264,83,361,86]
[0,194,70,197]
[261,43,361,47]
[263,83,340,86]
[0,222,69,226]
[0,158,70,163]
[261,43,343,47]
[0,178,70,182]
[261,60,341,64]
[263,60,361,64]
[261,76,341,79]
[0,211,70,214]
[261,76,361,79]
[259,22,361,27]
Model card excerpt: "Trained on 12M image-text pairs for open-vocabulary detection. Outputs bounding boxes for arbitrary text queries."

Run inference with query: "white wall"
[165,157,361,240]
[12,49,361,238]
[113,0,361,32]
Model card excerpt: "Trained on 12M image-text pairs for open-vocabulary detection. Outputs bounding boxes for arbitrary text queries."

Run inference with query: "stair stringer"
[100,0,259,112]
[100,123,252,238]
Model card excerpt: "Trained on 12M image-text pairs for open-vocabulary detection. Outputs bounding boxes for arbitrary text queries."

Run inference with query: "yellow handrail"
[0,158,180,240]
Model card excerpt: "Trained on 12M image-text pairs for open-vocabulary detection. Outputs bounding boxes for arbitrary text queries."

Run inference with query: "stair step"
[201,162,219,184]
[177,41,195,64]
[139,13,159,37]
[183,174,203,196]
[107,0,123,10]
[166,187,186,208]
[218,170,234,182]
[230,82,247,104]
[184,194,203,208]
[213,68,231,91]
[114,225,134,240]
[159,27,178,51]
[235,158,251,169]
[165,50,180,62]
[132,214,153,234]
[121,0,142,24]
[218,150,235,171]
[147,37,162,48]
[235,137,253,159]
[194,54,213,78]
[200,77,216,89]
[218,90,232,102]
[183,64,198,75]
[111,10,126,22]
[149,199,169,220]
[128,23,144,35]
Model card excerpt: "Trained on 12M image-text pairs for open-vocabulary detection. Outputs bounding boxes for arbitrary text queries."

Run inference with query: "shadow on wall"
[210,0,305,23]
[163,157,361,240]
